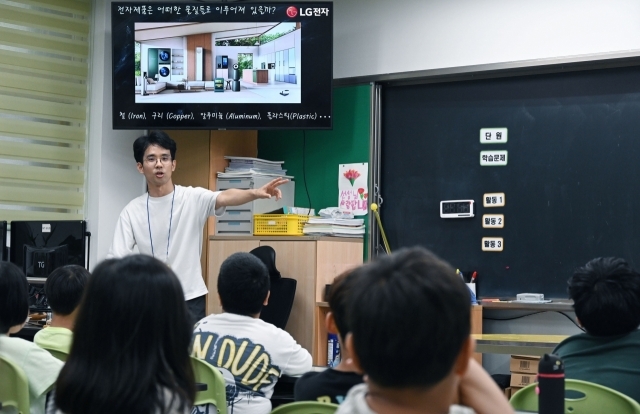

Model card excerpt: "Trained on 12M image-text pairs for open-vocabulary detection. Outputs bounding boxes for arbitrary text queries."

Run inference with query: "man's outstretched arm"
[215,177,289,209]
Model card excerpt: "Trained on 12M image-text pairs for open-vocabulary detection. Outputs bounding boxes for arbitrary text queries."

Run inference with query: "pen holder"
[466,283,476,295]
[466,283,477,305]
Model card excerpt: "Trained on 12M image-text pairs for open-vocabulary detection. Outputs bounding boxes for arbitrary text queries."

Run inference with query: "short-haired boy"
[34,265,89,354]
[553,257,640,402]
[294,270,364,404]
[191,252,312,414]
[338,247,513,414]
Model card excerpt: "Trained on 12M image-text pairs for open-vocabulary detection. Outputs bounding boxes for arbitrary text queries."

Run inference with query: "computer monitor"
[10,220,86,282]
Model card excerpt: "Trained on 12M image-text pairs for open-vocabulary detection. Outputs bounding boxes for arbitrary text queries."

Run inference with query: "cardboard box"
[504,387,512,399]
[510,373,537,388]
[510,355,540,374]
[510,386,524,397]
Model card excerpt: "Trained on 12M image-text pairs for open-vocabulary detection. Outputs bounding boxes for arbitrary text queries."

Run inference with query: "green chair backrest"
[510,379,640,414]
[190,357,228,414]
[0,354,30,414]
[270,401,339,414]
[40,346,68,362]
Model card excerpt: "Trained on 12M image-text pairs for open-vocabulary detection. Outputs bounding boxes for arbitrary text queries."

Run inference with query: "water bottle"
[538,353,564,414]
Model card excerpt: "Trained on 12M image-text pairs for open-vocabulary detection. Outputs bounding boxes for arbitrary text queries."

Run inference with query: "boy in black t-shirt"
[294,270,363,404]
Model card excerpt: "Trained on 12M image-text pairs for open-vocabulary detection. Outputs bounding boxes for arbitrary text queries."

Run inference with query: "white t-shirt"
[337,383,475,414]
[192,313,313,414]
[0,334,64,414]
[107,185,225,300]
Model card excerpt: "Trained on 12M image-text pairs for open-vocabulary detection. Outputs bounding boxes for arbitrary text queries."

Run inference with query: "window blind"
[0,0,90,221]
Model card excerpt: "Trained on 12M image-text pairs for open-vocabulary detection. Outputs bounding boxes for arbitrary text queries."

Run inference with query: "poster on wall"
[339,163,368,216]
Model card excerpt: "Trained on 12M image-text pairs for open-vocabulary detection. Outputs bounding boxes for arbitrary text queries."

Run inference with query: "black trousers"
[186,294,206,327]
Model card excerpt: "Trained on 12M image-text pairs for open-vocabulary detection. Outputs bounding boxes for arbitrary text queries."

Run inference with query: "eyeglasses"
[144,155,172,164]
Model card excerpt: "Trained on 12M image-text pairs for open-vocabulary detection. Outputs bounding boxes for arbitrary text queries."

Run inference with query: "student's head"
[218,252,270,316]
[0,262,29,334]
[568,257,640,336]
[346,246,472,389]
[327,269,360,340]
[55,255,194,414]
[133,130,177,163]
[45,265,89,317]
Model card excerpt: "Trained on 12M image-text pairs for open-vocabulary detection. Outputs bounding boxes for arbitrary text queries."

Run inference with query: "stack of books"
[218,156,291,179]
[303,217,365,238]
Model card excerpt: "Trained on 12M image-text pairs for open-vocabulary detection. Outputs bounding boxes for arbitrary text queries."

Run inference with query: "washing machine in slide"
[158,49,171,80]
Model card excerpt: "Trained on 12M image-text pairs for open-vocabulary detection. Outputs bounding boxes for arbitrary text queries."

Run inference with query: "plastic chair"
[0,354,30,414]
[190,356,228,414]
[270,401,339,414]
[250,246,297,330]
[39,345,69,362]
[510,379,640,414]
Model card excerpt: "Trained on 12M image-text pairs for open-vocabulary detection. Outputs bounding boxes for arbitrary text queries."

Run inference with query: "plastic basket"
[253,214,309,236]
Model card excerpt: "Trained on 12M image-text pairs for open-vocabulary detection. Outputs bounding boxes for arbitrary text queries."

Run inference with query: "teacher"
[107,130,287,324]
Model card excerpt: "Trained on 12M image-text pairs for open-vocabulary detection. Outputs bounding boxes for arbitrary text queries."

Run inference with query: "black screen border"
[112,2,333,130]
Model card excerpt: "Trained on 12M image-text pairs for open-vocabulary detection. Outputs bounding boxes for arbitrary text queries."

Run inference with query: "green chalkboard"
[381,66,640,298]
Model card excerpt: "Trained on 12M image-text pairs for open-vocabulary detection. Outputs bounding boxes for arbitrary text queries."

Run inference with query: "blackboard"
[381,66,640,298]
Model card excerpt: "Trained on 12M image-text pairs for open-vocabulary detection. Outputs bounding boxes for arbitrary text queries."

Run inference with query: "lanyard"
[147,186,175,265]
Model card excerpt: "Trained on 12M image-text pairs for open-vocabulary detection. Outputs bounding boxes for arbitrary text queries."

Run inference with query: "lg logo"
[286,5,329,18]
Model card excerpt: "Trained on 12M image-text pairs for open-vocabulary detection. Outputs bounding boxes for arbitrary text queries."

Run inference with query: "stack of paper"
[303,217,365,238]
[218,156,291,178]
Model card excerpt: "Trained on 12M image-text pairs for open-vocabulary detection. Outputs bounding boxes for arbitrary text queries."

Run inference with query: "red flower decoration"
[343,169,361,186]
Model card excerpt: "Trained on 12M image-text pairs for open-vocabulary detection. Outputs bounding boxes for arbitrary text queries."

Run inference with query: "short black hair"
[328,270,360,338]
[347,246,470,388]
[0,262,29,334]
[568,257,640,336]
[45,265,90,316]
[133,130,177,163]
[218,252,270,316]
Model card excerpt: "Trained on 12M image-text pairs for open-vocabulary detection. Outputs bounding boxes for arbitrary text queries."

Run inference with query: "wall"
[87,0,146,269]
[332,0,640,80]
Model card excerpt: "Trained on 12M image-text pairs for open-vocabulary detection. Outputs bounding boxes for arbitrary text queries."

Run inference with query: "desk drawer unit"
[219,210,253,221]
[216,221,253,235]
[217,178,252,190]
[215,177,295,235]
